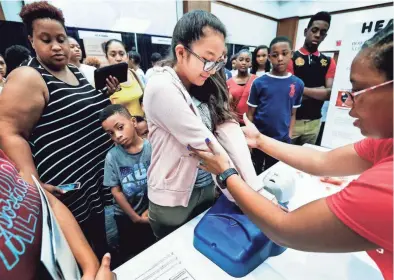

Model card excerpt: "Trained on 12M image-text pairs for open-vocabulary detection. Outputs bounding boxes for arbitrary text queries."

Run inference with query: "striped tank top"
[23,58,113,224]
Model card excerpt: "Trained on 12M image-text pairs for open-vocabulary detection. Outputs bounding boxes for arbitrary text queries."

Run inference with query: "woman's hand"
[241,113,261,149]
[105,76,120,96]
[94,253,117,280]
[42,182,65,196]
[188,138,231,175]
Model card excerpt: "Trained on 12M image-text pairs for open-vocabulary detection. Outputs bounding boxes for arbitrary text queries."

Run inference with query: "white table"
[114,145,383,280]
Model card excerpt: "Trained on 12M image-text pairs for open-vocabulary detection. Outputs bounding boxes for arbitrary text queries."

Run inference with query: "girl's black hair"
[230,54,238,62]
[128,51,141,65]
[67,36,79,43]
[361,21,393,80]
[251,45,271,74]
[165,10,234,130]
[171,10,226,59]
[134,116,145,123]
[104,39,126,57]
[190,69,236,131]
[237,49,252,58]
[151,52,162,64]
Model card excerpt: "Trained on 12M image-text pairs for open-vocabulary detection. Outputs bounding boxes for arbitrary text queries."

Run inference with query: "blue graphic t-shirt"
[247,73,304,141]
[103,140,151,216]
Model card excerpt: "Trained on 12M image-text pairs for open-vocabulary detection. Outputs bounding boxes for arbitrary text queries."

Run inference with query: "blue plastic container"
[193,195,286,278]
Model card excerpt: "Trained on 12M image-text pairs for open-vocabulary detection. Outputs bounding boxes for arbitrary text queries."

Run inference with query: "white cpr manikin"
[262,170,296,203]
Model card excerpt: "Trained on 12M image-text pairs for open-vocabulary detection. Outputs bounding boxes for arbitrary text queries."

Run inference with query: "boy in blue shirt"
[100,104,155,261]
[247,36,304,173]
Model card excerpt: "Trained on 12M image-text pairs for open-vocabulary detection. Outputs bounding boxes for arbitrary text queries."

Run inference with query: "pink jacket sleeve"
[215,121,257,187]
[145,74,219,151]
[215,121,275,202]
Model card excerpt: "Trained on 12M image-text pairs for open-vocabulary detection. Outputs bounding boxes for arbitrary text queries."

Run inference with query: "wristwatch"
[217,168,239,189]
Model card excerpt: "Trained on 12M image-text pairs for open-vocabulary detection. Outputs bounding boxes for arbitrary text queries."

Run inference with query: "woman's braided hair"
[361,21,393,80]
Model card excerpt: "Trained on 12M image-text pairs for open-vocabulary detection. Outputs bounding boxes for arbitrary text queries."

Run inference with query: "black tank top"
[23,57,113,224]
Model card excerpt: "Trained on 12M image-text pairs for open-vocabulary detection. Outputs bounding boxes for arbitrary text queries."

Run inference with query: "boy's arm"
[111,186,148,223]
[289,108,297,138]
[246,80,259,123]
[303,87,331,101]
[247,106,256,123]
[302,59,336,101]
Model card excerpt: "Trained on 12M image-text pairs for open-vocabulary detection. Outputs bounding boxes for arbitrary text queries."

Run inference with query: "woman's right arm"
[0,67,51,186]
[242,114,372,177]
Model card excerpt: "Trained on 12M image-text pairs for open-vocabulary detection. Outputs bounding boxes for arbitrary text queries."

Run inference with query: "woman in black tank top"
[0,1,119,264]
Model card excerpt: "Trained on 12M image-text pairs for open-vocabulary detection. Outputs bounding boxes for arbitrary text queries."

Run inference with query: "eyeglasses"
[183,46,225,72]
[344,80,393,106]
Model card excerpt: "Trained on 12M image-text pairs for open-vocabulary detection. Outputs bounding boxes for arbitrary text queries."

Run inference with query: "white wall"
[222,0,391,19]
[24,0,178,37]
[219,0,281,19]
[1,1,23,22]
[295,6,394,51]
[211,2,277,46]
[278,0,391,19]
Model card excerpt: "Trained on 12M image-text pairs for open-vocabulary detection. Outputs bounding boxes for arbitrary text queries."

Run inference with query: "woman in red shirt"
[190,22,393,279]
[227,49,256,125]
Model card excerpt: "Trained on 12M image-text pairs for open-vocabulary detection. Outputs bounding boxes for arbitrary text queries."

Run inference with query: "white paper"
[131,252,195,280]
[32,175,81,280]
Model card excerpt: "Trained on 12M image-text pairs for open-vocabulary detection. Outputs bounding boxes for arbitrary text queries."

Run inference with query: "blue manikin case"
[193,195,286,278]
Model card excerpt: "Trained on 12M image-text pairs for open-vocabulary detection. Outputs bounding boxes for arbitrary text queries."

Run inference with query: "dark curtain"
[0,20,34,58]
[0,21,137,63]
[136,34,171,72]
[136,34,152,72]
[225,43,234,70]
[234,44,243,55]
[121,33,136,52]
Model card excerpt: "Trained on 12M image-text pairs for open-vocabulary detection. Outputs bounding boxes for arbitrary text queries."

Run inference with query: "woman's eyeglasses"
[183,46,225,72]
[344,80,393,106]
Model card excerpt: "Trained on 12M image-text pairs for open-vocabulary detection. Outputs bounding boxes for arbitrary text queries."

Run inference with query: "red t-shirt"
[326,138,393,280]
[227,75,257,124]
[0,150,42,280]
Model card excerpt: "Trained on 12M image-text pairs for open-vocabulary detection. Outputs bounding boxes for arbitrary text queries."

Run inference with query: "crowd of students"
[0,1,392,280]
